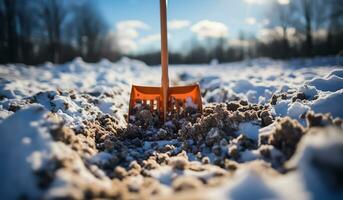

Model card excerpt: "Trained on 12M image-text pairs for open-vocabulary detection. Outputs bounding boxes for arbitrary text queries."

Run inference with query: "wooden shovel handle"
[160,0,169,121]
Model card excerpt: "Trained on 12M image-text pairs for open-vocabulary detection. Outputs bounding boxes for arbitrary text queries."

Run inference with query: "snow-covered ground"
[0,56,343,199]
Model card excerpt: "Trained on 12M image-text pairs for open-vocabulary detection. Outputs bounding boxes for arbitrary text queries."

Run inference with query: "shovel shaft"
[160,0,169,121]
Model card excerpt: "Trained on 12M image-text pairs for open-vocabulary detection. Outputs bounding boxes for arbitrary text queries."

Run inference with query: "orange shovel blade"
[128,84,202,122]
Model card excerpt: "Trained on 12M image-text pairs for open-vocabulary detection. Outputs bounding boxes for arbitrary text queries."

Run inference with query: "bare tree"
[73,1,108,61]
[40,0,68,63]
[267,2,293,57]
[102,32,121,61]
[328,0,343,32]
[16,0,41,63]
[289,0,328,56]
[0,0,5,62]
[3,0,19,62]
[326,0,343,53]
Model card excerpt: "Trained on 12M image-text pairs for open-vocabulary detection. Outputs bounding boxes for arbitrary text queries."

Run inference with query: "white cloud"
[115,20,150,53]
[244,0,290,6]
[168,20,191,30]
[278,0,290,5]
[191,20,229,38]
[244,0,290,5]
[116,20,149,32]
[139,34,160,44]
[261,19,270,26]
[245,17,270,27]
[139,33,172,45]
[244,0,270,5]
[245,17,257,25]
[117,39,138,53]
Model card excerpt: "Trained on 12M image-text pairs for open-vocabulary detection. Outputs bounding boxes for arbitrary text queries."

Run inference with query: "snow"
[228,170,277,200]
[274,100,291,116]
[0,56,343,199]
[232,79,274,104]
[0,57,141,129]
[240,150,261,161]
[206,127,343,200]
[199,75,221,90]
[258,123,276,144]
[299,85,318,100]
[326,69,343,78]
[310,89,343,118]
[205,168,281,200]
[287,101,310,119]
[0,109,12,123]
[0,105,113,199]
[286,127,343,199]
[0,105,51,199]
[307,75,343,92]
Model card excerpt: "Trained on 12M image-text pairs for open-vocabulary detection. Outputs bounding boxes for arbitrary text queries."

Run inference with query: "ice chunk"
[274,100,291,117]
[287,102,310,119]
[299,85,318,100]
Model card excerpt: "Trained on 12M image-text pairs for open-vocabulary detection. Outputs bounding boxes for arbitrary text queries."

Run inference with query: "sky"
[94,0,290,54]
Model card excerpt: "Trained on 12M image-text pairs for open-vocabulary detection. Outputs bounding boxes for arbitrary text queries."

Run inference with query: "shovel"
[128,0,202,122]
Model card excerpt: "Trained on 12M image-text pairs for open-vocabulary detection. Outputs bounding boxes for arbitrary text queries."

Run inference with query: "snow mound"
[287,127,343,199]
[0,105,51,199]
[311,89,343,118]
[232,80,274,104]
[228,170,277,200]
[307,75,343,92]
[207,168,278,200]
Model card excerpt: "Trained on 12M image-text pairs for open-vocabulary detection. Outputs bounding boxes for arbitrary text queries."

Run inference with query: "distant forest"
[0,0,343,65]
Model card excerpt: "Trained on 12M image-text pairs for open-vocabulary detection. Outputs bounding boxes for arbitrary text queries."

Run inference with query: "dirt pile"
[4,91,343,200]
[262,117,305,159]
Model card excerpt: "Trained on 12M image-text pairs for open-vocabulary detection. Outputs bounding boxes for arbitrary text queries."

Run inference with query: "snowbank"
[0,105,51,199]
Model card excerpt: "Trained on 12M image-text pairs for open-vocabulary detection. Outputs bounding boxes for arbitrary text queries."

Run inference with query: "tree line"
[0,0,120,65]
[132,0,343,65]
[0,0,342,66]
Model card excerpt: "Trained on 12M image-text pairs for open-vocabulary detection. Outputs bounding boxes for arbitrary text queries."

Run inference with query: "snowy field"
[1,56,343,199]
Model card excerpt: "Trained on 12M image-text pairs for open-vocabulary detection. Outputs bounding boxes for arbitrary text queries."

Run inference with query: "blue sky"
[94,0,289,54]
